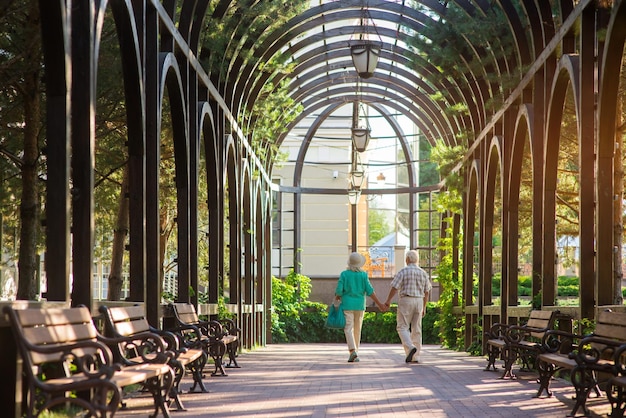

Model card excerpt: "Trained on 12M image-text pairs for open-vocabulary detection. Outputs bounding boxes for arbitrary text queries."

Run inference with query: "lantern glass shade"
[350,169,365,189]
[351,127,370,152]
[350,42,381,79]
[347,188,361,205]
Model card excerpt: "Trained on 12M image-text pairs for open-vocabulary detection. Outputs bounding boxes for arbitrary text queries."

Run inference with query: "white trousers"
[396,296,424,360]
[343,310,364,352]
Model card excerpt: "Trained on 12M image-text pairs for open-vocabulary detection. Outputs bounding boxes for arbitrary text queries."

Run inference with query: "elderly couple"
[333,250,432,363]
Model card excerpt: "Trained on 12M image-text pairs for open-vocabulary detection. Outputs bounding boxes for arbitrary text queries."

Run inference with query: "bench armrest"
[484,322,510,339]
[98,331,173,365]
[541,329,581,354]
[612,343,626,375]
[218,318,241,338]
[505,324,548,343]
[573,335,626,369]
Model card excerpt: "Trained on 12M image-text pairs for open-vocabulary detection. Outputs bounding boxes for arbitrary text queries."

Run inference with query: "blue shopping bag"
[325,302,346,329]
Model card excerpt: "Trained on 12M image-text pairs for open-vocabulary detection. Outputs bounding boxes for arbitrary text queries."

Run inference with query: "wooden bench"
[537,310,626,416]
[167,302,240,376]
[607,343,626,417]
[484,309,559,379]
[99,305,208,411]
[3,305,174,418]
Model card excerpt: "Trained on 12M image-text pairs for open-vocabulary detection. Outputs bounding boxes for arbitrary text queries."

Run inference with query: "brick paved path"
[115,344,612,417]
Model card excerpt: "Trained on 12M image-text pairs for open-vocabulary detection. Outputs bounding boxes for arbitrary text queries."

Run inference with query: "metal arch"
[286,54,464,136]
[232,1,510,149]
[541,53,581,306]
[495,0,532,67]
[436,4,508,128]
[481,136,504,308]
[178,0,211,55]
[289,100,419,191]
[510,104,534,197]
[296,89,442,146]
[507,104,534,290]
[239,13,478,142]
[279,92,444,151]
[160,52,194,302]
[208,1,300,111]
[292,103,344,189]
[268,44,467,137]
[517,1,554,61]
[290,70,446,123]
[463,159,481,309]
[369,103,418,189]
[109,0,150,307]
[292,81,451,145]
[597,0,626,306]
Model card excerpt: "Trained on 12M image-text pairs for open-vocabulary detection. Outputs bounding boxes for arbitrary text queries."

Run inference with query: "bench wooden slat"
[23,322,98,345]
[108,305,145,322]
[114,319,152,337]
[594,323,626,341]
[16,307,93,327]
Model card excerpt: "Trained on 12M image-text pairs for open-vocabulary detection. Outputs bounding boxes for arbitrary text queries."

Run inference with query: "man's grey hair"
[405,250,419,264]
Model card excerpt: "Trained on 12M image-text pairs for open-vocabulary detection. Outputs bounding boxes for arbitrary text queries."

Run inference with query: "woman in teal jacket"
[335,252,385,362]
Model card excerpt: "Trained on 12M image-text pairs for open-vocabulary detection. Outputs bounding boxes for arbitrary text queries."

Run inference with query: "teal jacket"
[335,269,375,311]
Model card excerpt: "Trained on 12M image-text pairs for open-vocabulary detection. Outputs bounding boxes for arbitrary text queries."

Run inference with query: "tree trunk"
[159,207,173,299]
[614,98,624,305]
[16,1,41,300]
[107,165,130,301]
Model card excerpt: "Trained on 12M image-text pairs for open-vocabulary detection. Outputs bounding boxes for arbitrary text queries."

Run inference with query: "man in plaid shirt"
[383,250,432,363]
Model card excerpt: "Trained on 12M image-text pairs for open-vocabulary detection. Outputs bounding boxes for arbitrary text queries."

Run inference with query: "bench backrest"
[594,310,626,342]
[4,306,100,368]
[525,310,558,339]
[170,302,201,325]
[101,305,152,337]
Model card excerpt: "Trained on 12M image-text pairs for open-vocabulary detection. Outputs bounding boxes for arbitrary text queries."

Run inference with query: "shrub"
[360,311,401,343]
[518,275,532,296]
[271,271,442,344]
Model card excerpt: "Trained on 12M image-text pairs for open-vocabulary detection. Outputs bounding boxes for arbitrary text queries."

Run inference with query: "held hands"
[375,301,387,312]
[377,301,390,312]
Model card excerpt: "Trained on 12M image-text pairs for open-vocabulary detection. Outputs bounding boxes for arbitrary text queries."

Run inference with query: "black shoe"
[406,347,417,363]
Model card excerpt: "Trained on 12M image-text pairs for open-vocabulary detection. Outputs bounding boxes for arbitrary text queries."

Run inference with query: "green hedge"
[277,301,440,345]
[485,274,581,297]
[271,272,440,344]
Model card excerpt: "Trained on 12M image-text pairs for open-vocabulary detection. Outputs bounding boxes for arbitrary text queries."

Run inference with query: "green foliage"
[574,317,596,336]
[429,141,466,350]
[431,140,465,209]
[271,272,441,345]
[518,275,532,296]
[360,311,401,343]
[405,2,521,117]
[271,271,316,343]
[418,137,439,187]
[421,302,441,344]
[368,209,392,245]
[198,1,309,167]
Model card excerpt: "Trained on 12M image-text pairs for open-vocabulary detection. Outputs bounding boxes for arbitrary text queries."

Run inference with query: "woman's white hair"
[405,250,419,264]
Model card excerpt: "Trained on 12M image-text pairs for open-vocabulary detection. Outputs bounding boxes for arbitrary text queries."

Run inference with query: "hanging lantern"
[350,42,380,79]
[351,127,371,152]
[347,187,362,205]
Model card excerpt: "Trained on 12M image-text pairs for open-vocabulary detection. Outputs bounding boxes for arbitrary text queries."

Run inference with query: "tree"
[0,0,44,300]
[368,209,392,245]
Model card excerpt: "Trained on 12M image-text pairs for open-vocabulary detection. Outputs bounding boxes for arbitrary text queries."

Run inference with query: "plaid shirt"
[390,264,432,297]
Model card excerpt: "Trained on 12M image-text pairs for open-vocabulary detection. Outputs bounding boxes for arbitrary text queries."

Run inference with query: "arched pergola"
[4,0,626,369]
